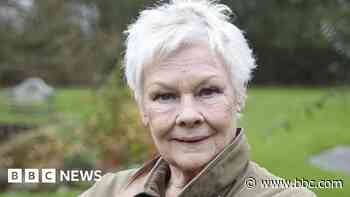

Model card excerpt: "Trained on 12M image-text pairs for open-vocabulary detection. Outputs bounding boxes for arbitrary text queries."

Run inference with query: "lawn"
[0,87,349,197]
[242,86,349,197]
[0,88,96,124]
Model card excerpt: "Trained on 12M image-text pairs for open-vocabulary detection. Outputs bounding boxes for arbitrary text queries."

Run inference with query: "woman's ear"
[236,103,242,113]
[235,85,247,113]
[233,95,243,113]
[141,112,149,127]
[139,104,149,127]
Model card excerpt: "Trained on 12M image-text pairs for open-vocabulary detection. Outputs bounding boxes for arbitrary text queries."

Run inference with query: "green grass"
[0,87,349,196]
[241,87,350,197]
[0,88,96,124]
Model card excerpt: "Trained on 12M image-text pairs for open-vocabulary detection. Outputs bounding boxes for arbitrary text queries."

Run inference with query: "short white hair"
[123,0,257,109]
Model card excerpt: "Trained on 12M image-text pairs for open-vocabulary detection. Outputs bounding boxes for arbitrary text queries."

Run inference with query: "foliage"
[82,67,154,170]
[0,89,96,192]
[0,0,119,86]
[224,0,350,85]
[0,0,349,86]
[0,125,82,192]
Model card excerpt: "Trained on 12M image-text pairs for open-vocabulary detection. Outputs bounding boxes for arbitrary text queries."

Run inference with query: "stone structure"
[309,145,350,175]
[11,77,54,106]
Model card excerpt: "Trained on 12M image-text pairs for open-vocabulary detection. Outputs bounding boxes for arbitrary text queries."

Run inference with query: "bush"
[82,66,154,171]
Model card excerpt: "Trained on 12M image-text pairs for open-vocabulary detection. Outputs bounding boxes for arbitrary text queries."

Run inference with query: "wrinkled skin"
[140,43,239,195]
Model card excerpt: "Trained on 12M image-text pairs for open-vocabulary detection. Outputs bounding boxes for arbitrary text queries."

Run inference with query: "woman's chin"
[170,151,216,172]
[161,138,219,171]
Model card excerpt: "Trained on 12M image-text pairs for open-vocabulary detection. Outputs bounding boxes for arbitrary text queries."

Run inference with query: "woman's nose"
[175,95,204,128]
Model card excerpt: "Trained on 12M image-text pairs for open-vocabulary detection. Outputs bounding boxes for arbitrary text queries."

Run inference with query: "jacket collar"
[130,128,250,197]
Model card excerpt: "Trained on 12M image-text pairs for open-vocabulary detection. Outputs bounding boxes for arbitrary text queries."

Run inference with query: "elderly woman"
[81,1,316,197]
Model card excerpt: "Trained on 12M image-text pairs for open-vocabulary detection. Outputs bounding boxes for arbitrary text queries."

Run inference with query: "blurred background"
[0,0,349,196]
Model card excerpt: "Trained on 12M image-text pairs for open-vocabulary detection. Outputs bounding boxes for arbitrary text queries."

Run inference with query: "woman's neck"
[166,165,202,197]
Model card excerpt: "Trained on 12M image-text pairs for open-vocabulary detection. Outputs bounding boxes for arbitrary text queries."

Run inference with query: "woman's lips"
[172,135,210,143]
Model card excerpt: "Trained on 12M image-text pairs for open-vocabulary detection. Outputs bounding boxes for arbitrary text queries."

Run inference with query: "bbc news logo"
[8,168,102,184]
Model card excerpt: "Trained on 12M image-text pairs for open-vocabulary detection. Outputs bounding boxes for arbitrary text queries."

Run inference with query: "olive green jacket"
[80,129,316,197]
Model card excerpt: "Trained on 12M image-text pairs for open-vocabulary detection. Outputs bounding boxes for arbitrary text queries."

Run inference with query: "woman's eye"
[198,87,222,97]
[153,93,177,101]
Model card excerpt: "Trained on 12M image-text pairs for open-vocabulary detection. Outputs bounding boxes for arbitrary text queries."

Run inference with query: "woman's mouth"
[172,135,210,143]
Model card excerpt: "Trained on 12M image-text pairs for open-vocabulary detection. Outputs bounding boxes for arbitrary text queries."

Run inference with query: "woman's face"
[141,44,238,172]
